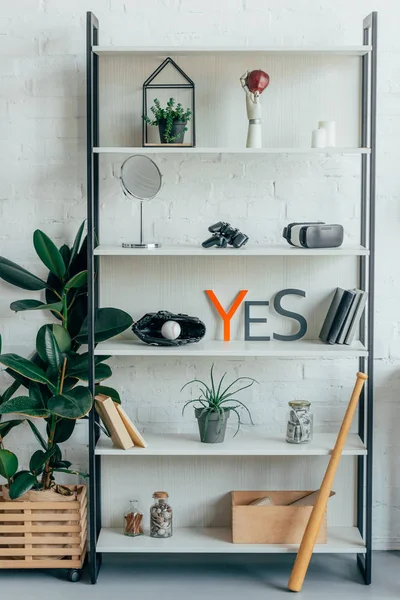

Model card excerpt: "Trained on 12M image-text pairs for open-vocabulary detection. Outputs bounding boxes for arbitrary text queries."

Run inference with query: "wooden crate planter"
[232,490,327,545]
[0,485,87,569]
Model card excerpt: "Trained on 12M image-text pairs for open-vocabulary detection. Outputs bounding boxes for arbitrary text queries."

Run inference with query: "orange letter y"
[205,290,248,341]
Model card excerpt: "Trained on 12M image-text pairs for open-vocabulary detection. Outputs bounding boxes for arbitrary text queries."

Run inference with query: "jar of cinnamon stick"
[123,500,144,537]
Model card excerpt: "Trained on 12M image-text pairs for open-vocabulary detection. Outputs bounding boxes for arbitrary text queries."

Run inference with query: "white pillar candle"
[318,120,336,146]
[311,128,326,148]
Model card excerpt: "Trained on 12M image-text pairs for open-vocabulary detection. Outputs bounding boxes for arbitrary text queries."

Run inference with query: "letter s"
[273,289,307,342]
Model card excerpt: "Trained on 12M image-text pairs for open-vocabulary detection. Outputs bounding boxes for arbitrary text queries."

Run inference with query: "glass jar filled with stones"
[123,500,144,537]
[150,491,173,538]
[286,401,313,444]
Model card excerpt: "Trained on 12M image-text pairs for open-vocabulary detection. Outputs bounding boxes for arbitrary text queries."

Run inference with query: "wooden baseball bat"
[288,371,368,593]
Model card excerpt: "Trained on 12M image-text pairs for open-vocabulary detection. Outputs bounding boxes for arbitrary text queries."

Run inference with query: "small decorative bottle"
[150,491,173,538]
[123,500,144,537]
[286,401,313,444]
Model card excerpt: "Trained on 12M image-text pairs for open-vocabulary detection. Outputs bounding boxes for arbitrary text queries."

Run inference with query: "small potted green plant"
[143,97,192,144]
[181,365,257,444]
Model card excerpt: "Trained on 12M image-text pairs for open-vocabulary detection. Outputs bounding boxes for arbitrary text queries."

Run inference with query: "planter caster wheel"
[67,569,81,583]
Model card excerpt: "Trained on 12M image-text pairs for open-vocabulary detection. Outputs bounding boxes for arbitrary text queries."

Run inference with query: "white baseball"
[161,320,181,340]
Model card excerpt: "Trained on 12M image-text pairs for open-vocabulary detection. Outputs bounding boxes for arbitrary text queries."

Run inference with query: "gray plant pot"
[195,408,230,444]
[158,119,186,144]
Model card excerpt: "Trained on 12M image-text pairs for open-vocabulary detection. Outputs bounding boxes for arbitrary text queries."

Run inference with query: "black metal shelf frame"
[86,11,377,585]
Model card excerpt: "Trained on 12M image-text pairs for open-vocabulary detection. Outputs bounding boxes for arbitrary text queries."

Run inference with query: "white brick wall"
[0,0,399,549]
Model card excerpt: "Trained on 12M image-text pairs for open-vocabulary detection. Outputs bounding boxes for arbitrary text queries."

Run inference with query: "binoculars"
[202,222,249,249]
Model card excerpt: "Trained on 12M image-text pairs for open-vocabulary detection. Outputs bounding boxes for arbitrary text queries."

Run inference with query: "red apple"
[247,69,270,94]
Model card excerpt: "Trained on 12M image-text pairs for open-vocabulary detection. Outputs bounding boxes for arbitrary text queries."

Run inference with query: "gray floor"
[1,552,399,600]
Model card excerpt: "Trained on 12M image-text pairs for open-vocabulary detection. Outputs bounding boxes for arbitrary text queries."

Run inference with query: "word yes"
[205,289,307,342]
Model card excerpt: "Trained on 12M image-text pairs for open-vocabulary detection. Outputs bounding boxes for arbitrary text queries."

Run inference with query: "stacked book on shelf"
[95,394,148,450]
[319,287,368,345]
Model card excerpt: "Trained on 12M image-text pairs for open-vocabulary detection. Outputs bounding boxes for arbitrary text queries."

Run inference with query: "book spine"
[326,290,356,344]
[344,292,368,345]
[319,288,344,342]
[336,291,360,345]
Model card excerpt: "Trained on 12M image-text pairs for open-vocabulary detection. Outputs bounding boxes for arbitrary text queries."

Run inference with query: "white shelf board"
[94,244,369,257]
[94,146,370,155]
[95,432,367,457]
[93,46,371,57]
[97,526,366,554]
[94,338,368,358]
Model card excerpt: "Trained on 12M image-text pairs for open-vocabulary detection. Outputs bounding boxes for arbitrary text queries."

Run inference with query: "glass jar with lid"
[150,491,173,538]
[286,401,313,444]
[123,499,144,537]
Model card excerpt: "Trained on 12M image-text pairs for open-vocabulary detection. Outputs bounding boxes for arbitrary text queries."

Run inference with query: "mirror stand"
[122,200,162,249]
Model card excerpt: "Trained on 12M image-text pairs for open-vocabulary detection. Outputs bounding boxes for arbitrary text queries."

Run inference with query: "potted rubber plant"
[181,365,257,444]
[0,222,132,498]
[143,97,192,144]
[0,223,132,574]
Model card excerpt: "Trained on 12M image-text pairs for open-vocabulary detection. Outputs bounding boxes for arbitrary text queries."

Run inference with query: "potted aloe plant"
[0,222,132,501]
[143,97,192,144]
[181,365,257,444]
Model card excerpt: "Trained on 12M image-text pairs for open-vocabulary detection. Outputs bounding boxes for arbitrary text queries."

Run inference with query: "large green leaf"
[0,354,53,387]
[4,353,48,394]
[67,294,87,343]
[0,449,18,480]
[8,471,36,500]
[65,270,87,290]
[69,234,87,278]
[76,307,133,344]
[29,450,45,476]
[53,325,71,353]
[53,467,88,478]
[47,386,92,419]
[43,327,63,372]
[45,272,63,320]
[36,325,71,362]
[60,377,78,392]
[68,221,85,270]
[0,395,49,418]
[59,244,71,270]
[29,446,57,477]
[1,379,21,405]
[54,460,72,469]
[0,257,48,291]
[95,385,121,404]
[10,299,63,314]
[68,363,112,382]
[33,230,66,280]
[27,419,47,450]
[47,418,76,444]
[0,419,24,438]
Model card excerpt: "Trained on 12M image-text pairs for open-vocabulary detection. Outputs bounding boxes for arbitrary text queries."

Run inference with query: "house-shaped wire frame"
[142,57,196,147]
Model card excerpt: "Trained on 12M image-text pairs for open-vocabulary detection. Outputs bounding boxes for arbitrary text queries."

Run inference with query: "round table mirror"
[120,155,163,248]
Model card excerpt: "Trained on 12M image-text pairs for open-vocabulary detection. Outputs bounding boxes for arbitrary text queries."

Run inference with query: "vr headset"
[282,222,344,249]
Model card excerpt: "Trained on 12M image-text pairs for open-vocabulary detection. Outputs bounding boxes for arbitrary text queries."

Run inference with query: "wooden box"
[232,491,327,545]
[0,485,87,569]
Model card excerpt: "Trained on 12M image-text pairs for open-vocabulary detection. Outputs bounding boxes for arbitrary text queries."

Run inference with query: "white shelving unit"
[94,147,370,155]
[86,10,377,585]
[93,46,372,56]
[94,338,368,357]
[94,244,369,257]
[95,432,367,456]
[97,526,365,554]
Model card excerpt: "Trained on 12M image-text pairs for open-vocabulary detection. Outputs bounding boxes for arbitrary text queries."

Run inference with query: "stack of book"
[319,288,368,345]
[95,394,148,450]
